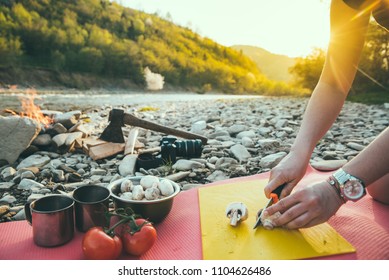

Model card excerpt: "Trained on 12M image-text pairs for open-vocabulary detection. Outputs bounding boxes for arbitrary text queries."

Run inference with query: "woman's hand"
[264,151,310,199]
[263,180,344,229]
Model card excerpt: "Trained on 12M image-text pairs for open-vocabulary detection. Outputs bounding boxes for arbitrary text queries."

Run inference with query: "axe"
[99,109,208,145]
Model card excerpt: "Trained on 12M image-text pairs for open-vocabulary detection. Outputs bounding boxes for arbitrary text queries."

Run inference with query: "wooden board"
[198,179,355,260]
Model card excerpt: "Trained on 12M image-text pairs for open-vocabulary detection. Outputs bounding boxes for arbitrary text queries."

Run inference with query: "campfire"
[5,89,53,127]
[0,90,148,168]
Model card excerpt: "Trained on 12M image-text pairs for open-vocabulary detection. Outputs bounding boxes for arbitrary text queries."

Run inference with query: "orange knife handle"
[271,183,286,203]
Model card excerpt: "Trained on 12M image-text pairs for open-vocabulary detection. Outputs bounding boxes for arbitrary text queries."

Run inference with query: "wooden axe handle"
[123,113,208,144]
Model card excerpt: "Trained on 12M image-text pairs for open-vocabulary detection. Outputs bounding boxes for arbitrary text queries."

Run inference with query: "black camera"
[160,136,203,163]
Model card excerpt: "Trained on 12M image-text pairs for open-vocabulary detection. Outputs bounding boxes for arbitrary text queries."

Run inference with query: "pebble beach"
[1,95,388,222]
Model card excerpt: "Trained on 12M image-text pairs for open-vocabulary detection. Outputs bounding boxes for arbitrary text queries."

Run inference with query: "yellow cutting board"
[199,178,355,260]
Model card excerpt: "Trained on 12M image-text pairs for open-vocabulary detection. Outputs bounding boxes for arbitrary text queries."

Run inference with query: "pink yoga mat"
[1,166,388,260]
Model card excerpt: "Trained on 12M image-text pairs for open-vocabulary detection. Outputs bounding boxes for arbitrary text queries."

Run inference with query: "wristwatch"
[329,168,366,202]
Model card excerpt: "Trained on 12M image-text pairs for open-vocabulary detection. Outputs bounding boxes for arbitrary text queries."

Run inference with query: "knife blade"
[253,183,286,229]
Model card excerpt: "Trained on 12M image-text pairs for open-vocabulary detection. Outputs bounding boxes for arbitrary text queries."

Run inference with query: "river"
[0,90,264,112]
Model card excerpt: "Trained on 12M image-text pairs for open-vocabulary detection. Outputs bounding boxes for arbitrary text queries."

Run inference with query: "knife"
[253,183,286,229]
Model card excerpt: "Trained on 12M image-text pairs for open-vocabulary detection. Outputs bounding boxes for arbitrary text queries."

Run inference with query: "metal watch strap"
[333,168,366,188]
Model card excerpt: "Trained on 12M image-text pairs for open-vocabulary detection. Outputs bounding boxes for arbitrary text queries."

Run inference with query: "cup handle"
[24,202,32,225]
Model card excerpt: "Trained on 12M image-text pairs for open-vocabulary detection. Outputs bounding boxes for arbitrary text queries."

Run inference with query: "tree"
[289,48,325,91]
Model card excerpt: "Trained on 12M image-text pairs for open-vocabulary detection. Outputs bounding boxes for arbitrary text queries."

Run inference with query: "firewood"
[88,142,125,160]
[124,128,139,155]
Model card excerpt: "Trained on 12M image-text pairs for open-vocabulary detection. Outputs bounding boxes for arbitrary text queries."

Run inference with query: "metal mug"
[72,185,110,232]
[24,194,74,247]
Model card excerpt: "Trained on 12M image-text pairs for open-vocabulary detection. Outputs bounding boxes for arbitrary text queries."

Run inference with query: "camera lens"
[175,140,203,158]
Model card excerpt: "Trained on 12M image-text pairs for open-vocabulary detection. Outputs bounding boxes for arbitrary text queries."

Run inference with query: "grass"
[346,90,389,105]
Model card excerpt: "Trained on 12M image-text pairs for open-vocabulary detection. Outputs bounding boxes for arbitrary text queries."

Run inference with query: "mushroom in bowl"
[107,175,181,223]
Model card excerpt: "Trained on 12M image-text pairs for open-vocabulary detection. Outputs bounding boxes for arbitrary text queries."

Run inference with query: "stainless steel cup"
[72,185,110,232]
[24,195,75,247]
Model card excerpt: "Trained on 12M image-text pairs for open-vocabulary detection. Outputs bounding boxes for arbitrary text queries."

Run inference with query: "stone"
[230,144,251,162]
[259,152,287,168]
[0,116,41,165]
[118,154,137,176]
[16,154,51,170]
[311,159,348,171]
[18,178,45,190]
[236,130,256,139]
[215,157,239,170]
[346,142,365,151]
[1,167,16,181]
[0,182,15,190]
[32,134,52,146]
[256,139,280,150]
[241,136,255,148]
[206,170,229,182]
[172,159,205,171]
[227,124,247,136]
[191,120,207,134]
[0,194,17,204]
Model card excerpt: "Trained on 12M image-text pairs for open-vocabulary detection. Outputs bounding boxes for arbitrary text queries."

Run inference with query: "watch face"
[343,180,365,200]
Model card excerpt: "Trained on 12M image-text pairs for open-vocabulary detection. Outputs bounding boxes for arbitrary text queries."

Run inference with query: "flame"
[11,89,53,126]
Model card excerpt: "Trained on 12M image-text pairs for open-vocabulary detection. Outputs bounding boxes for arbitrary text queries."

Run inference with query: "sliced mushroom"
[225,202,249,226]
[257,209,281,230]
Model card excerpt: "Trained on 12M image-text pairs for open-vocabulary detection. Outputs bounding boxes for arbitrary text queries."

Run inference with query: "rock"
[346,142,365,151]
[172,159,205,171]
[32,134,52,146]
[50,122,68,134]
[311,159,348,171]
[118,154,137,176]
[0,182,15,190]
[227,124,247,136]
[0,195,17,204]
[53,110,81,128]
[215,157,239,170]
[52,133,68,147]
[1,167,16,181]
[18,178,45,190]
[191,120,207,134]
[0,116,41,165]
[259,152,287,168]
[165,171,191,182]
[16,154,51,170]
[230,144,251,162]
[256,139,280,150]
[241,136,255,148]
[206,170,229,182]
[236,130,256,139]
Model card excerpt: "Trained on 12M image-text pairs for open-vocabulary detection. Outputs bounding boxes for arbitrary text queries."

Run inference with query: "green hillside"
[0,0,296,95]
[232,45,297,82]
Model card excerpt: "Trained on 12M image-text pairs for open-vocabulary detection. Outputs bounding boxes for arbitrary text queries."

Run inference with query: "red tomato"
[120,218,157,256]
[82,227,122,260]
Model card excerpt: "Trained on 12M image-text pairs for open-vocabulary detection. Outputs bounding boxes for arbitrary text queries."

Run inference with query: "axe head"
[99,109,125,143]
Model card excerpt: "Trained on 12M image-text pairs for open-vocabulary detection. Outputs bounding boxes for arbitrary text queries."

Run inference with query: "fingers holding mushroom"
[225,202,248,227]
[256,208,282,230]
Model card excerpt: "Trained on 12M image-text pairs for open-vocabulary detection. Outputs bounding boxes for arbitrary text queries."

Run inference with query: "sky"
[116,0,331,57]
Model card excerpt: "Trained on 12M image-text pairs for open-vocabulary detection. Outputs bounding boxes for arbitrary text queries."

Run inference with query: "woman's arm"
[264,0,371,198]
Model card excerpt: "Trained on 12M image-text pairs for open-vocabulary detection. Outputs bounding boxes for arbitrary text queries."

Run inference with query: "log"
[88,142,125,161]
[124,128,139,155]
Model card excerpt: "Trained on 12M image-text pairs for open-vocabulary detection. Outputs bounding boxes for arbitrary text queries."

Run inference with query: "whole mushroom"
[120,179,133,193]
[132,185,145,200]
[225,202,249,227]
[158,179,175,196]
[140,175,160,189]
[145,187,161,200]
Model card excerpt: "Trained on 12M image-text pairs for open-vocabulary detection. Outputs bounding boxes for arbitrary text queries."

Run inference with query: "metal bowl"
[107,176,181,223]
